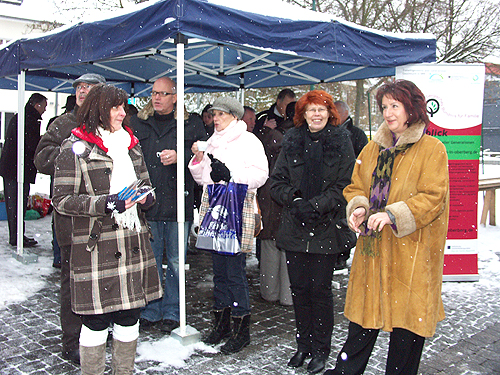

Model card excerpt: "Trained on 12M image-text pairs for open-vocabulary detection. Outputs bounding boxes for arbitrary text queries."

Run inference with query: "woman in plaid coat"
[52,84,162,375]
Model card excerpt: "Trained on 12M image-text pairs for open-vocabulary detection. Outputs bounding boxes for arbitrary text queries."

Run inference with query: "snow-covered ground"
[0,163,499,368]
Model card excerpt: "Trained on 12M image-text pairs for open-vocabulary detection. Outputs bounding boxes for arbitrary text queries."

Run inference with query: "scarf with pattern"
[360,140,413,256]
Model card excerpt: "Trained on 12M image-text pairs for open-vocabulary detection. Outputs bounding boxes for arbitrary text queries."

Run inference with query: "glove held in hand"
[208,153,231,182]
[105,194,126,214]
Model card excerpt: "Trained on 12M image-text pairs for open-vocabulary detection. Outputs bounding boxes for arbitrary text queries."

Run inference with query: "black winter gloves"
[105,194,126,214]
[208,153,231,183]
[290,198,320,226]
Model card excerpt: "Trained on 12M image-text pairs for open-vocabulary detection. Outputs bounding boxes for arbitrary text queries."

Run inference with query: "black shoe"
[139,318,158,331]
[10,237,38,247]
[334,259,347,270]
[288,350,310,368]
[161,319,180,334]
[52,263,61,269]
[62,349,80,365]
[307,357,326,374]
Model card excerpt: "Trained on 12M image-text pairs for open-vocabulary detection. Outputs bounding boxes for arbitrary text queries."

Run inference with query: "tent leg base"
[13,252,38,264]
[170,325,201,346]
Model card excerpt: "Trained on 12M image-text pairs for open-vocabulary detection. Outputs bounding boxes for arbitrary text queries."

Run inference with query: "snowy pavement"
[0,170,500,374]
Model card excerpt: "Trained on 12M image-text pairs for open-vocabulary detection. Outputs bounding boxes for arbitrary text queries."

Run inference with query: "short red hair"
[293,90,340,128]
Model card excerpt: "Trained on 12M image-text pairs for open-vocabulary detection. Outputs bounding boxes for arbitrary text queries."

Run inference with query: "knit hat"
[211,97,244,119]
[72,73,106,88]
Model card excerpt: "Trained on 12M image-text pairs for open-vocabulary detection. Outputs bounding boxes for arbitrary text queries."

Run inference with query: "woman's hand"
[124,197,136,209]
[191,141,204,162]
[349,207,367,233]
[367,212,392,233]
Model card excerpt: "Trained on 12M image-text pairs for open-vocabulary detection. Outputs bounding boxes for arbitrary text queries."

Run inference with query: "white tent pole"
[16,71,25,256]
[176,34,187,336]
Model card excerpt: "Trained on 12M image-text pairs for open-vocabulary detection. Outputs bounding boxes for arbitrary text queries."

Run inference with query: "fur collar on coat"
[373,120,427,149]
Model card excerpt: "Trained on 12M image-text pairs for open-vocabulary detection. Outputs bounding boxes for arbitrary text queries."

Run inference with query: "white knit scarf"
[100,127,141,232]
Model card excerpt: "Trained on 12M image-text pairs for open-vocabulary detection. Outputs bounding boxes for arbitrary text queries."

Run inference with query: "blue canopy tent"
[0,0,436,340]
[0,0,436,94]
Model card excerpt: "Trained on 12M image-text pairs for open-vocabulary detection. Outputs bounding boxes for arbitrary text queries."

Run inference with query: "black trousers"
[81,308,141,331]
[3,178,29,245]
[60,244,82,352]
[286,251,337,359]
[326,321,425,375]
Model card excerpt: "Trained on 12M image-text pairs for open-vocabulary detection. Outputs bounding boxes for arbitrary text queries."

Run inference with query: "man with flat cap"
[35,73,106,365]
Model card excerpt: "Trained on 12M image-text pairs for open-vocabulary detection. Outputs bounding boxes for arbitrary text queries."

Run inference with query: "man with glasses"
[130,77,206,335]
[35,73,106,365]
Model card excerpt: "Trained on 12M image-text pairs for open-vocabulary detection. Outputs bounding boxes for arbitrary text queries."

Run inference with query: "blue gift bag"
[196,182,248,255]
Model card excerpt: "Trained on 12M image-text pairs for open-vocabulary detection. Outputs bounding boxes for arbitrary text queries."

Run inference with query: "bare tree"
[286,0,500,128]
[53,0,151,21]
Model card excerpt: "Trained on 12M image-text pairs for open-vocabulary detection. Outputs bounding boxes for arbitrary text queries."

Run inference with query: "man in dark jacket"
[334,101,368,158]
[34,72,106,365]
[334,101,368,270]
[130,76,206,335]
[253,88,295,134]
[0,93,47,248]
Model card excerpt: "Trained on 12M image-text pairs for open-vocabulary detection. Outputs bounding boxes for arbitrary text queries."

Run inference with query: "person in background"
[201,103,214,136]
[324,80,449,375]
[126,103,138,118]
[45,94,76,269]
[48,95,76,126]
[130,76,206,335]
[254,89,296,134]
[270,90,354,374]
[242,106,256,132]
[52,84,162,375]
[333,100,369,271]
[255,103,292,306]
[0,93,47,248]
[35,73,106,365]
[279,100,296,134]
[189,96,268,354]
[334,101,368,158]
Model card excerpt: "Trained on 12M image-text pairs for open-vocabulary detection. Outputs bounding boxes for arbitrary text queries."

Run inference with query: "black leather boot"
[203,307,231,345]
[288,350,310,367]
[220,314,250,354]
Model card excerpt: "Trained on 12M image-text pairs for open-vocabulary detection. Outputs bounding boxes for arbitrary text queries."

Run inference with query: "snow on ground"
[0,165,499,368]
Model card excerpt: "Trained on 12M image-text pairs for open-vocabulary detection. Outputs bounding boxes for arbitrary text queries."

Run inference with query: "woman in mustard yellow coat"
[325,80,449,375]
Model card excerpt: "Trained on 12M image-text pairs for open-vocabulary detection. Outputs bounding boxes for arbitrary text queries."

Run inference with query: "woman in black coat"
[270,90,355,374]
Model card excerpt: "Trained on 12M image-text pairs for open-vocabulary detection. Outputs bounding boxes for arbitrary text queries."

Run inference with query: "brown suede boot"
[111,338,137,375]
[80,343,106,375]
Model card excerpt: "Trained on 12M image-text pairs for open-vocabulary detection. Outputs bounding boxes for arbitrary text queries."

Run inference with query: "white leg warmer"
[79,324,109,347]
[113,322,139,343]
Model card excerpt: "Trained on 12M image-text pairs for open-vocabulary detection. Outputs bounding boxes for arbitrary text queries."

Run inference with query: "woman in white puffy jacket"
[189,96,268,355]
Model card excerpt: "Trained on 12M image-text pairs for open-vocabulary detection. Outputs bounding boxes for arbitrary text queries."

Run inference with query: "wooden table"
[479,178,500,226]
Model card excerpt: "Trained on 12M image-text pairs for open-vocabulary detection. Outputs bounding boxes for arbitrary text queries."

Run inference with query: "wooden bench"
[479,178,500,226]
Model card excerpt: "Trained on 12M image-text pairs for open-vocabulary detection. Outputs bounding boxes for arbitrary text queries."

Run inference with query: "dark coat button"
[112,223,119,230]
[89,233,98,240]
[104,168,112,174]
[132,247,140,254]
[115,251,122,259]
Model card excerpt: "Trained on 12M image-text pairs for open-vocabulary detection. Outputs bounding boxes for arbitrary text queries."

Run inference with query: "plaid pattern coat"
[52,127,162,315]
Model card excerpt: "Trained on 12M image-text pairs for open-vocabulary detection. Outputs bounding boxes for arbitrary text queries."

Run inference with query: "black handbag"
[335,218,357,251]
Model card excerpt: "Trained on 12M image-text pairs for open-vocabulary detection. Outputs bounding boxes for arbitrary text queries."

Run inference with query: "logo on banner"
[426,99,440,117]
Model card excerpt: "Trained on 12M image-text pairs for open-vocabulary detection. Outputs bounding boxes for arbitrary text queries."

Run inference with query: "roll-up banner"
[396,63,484,281]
